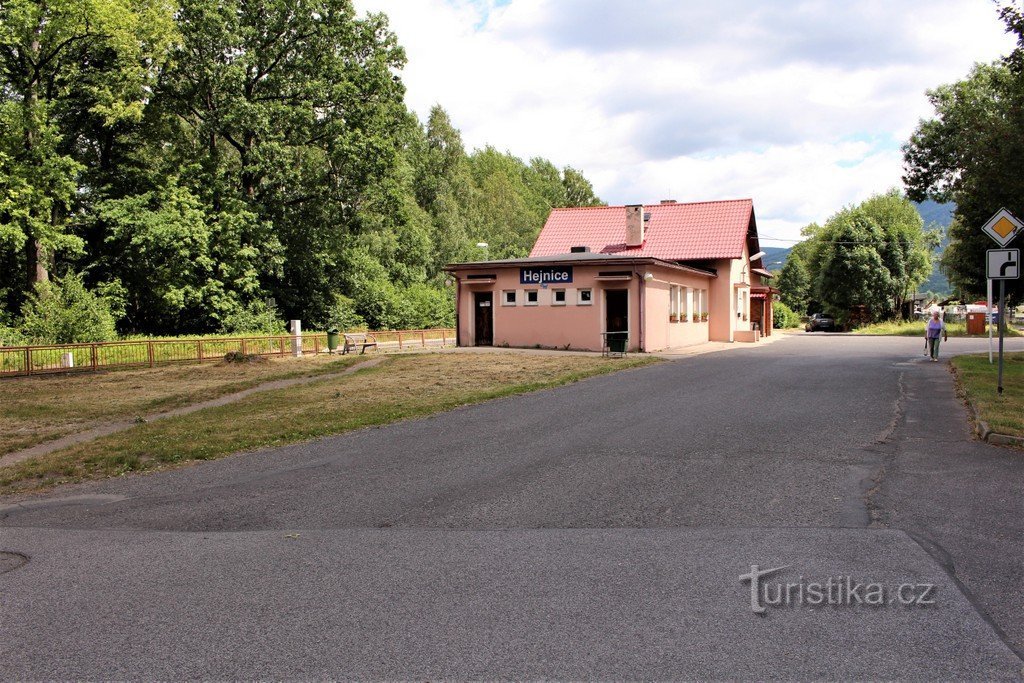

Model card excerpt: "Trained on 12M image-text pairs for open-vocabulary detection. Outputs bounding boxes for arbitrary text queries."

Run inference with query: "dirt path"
[0,357,384,469]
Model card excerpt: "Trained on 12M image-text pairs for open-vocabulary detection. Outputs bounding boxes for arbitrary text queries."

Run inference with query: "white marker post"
[290,319,302,357]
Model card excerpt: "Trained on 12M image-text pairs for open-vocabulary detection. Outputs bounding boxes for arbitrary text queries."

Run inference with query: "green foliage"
[218,300,285,335]
[327,294,367,331]
[798,191,935,324]
[772,301,802,329]
[776,253,811,313]
[0,1,604,336]
[18,273,119,343]
[903,5,1024,303]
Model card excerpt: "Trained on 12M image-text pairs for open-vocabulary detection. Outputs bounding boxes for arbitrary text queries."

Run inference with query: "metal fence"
[0,328,455,378]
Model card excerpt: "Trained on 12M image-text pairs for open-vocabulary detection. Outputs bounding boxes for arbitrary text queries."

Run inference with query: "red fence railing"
[0,328,454,378]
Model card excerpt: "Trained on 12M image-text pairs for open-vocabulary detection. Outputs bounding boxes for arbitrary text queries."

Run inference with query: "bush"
[18,273,119,344]
[773,301,802,329]
[218,300,285,335]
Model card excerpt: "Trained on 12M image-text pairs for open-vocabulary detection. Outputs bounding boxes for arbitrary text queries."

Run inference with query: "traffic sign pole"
[987,278,993,364]
[998,279,1006,395]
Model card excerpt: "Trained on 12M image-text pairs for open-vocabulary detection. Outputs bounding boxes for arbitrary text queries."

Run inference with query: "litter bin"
[327,327,341,353]
[966,312,985,335]
[605,331,628,357]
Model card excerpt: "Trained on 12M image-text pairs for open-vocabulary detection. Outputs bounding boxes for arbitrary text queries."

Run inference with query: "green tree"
[903,4,1024,302]
[814,210,894,325]
[562,166,603,207]
[0,0,176,292]
[776,252,811,313]
[162,0,408,325]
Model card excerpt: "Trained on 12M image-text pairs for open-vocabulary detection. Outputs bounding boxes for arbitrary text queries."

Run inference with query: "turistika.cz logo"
[738,564,937,615]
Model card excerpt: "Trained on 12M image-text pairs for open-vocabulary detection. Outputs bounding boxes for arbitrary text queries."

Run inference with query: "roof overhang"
[445,256,717,278]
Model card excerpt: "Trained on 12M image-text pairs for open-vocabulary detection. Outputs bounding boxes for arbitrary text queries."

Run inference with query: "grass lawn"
[952,352,1024,439]
[0,354,365,456]
[0,352,656,494]
[852,320,1022,337]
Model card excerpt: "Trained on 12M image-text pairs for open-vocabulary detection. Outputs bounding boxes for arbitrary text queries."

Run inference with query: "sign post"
[987,278,993,364]
[986,244,1020,395]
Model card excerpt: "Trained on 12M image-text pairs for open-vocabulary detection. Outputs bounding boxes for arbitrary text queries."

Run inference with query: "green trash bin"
[606,332,628,356]
[327,328,341,354]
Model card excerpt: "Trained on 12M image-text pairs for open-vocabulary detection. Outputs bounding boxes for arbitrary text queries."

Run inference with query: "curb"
[950,361,1024,448]
[964,394,1024,448]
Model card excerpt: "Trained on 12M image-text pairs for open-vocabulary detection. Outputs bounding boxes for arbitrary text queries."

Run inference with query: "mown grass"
[952,352,1024,439]
[852,320,1022,337]
[0,352,656,494]
[0,354,365,455]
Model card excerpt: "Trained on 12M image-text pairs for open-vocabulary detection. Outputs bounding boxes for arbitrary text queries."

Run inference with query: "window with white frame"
[578,288,592,305]
[502,290,517,306]
[681,286,690,320]
[525,290,538,306]
[669,285,678,319]
[552,289,566,305]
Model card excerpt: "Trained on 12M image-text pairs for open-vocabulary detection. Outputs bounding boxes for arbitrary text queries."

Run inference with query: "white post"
[987,278,993,364]
[60,352,74,369]
[290,320,302,357]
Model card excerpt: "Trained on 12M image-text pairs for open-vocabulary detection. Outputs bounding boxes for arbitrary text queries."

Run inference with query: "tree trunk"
[26,238,48,287]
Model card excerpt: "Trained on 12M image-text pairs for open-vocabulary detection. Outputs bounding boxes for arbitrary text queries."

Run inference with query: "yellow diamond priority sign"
[981,208,1023,247]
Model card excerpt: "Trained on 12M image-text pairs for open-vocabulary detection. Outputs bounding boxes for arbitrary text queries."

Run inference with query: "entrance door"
[605,289,628,333]
[474,292,493,346]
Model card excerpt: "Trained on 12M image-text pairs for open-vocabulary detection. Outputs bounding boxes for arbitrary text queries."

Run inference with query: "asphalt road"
[2,335,1023,679]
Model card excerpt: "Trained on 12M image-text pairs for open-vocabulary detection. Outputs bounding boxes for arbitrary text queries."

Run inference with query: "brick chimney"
[626,204,644,247]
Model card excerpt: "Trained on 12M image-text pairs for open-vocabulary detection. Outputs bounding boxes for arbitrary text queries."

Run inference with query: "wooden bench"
[342,333,378,355]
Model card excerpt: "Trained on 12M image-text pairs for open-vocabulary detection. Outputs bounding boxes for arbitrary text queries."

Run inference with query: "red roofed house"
[443,199,777,352]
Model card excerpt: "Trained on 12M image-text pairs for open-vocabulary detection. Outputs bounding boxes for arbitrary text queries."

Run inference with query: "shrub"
[18,273,119,343]
[218,300,285,335]
[773,301,802,329]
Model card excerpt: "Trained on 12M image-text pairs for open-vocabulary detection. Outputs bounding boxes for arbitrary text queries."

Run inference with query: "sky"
[352,0,1015,245]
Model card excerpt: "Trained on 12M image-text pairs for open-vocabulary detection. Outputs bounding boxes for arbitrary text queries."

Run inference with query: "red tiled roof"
[529,199,754,261]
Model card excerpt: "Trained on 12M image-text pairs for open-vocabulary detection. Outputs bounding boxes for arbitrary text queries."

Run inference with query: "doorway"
[474,292,493,346]
[605,289,629,333]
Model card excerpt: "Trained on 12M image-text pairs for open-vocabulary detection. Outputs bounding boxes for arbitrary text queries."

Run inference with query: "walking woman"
[925,311,948,361]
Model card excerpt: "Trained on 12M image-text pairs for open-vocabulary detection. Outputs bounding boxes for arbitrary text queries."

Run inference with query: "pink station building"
[444,199,778,353]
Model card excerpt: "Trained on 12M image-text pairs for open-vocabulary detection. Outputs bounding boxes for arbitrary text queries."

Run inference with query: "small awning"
[752,268,774,279]
[463,277,496,285]
[751,292,768,300]
[595,274,632,281]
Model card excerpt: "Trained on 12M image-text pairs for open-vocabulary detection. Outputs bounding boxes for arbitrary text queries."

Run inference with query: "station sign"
[520,266,573,285]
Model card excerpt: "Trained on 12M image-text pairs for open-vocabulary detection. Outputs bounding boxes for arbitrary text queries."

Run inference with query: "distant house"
[444,199,777,352]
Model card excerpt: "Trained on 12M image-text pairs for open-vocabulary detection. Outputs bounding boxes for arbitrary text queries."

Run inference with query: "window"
[669,285,678,319]
[525,290,539,306]
[552,289,566,305]
[578,289,592,305]
[502,290,517,306]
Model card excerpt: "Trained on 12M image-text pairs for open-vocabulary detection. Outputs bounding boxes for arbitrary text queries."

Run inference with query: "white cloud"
[354,0,1015,243]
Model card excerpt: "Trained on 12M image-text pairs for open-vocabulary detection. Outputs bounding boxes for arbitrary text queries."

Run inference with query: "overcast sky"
[352,0,1014,244]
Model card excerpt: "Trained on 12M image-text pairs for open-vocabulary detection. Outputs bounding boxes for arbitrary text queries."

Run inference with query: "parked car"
[805,313,836,332]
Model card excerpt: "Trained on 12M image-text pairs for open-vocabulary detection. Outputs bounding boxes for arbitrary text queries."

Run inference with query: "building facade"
[445,199,776,353]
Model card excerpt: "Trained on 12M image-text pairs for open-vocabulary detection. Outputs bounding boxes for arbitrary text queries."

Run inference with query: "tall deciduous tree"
[776,252,810,314]
[162,0,408,323]
[903,3,1024,302]
[0,0,175,292]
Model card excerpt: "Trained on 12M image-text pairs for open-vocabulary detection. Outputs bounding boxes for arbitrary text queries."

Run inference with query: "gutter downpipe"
[634,266,645,352]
